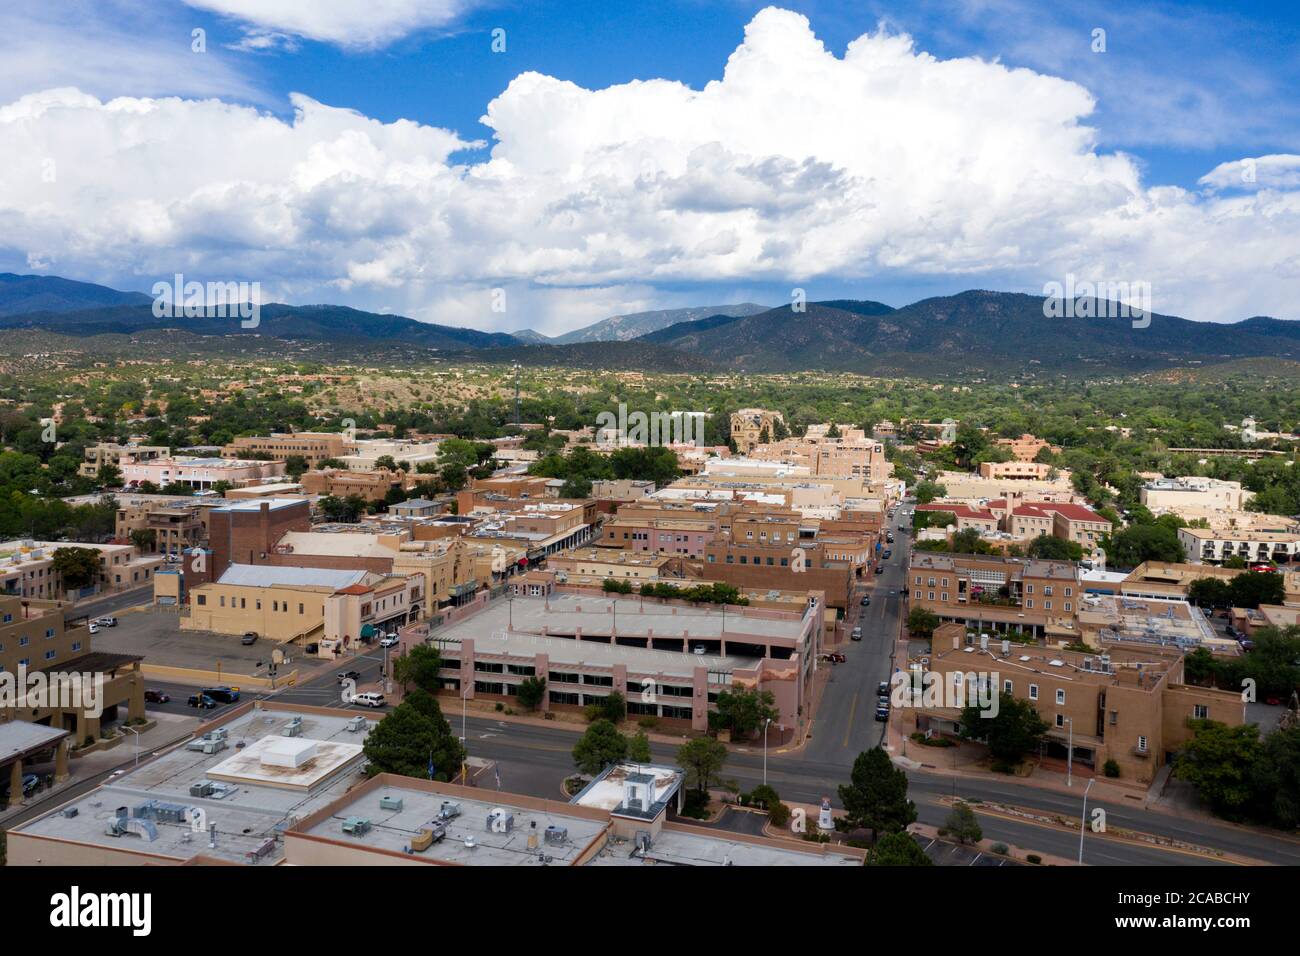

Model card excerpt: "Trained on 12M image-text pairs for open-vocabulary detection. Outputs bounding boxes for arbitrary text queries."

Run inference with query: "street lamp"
[1078,776,1095,865]
[762,718,773,786]
[125,725,141,768]
[1064,717,1074,787]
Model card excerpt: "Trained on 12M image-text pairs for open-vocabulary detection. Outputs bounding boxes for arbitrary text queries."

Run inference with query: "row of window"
[6,643,79,667]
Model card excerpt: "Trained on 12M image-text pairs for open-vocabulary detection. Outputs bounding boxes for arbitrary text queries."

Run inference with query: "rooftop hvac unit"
[346,716,367,732]
[61,807,79,818]
[486,808,514,833]
[189,781,215,798]
[438,801,462,821]
[134,800,190,824]
[282,716,303,737]
[544,825,568,845]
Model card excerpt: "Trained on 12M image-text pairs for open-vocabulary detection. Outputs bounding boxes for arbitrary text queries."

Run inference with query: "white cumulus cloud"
[0,6,1298,329]
[181,0,475,50]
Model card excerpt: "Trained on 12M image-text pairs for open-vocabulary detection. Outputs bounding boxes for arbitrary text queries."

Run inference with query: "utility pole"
[1078,777,1095,865]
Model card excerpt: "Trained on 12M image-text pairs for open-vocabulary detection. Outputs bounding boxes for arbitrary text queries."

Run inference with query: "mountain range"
[3,272,1299,377]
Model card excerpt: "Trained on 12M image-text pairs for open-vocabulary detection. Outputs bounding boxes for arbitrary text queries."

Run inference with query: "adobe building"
[911,637,1245,786]
[908,553,1082,641]
[0,594,144,756]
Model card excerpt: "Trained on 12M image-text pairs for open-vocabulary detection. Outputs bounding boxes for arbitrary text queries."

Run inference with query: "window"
[1003,679,1013,694]
[197,594,206,606]
[941,593,948,601]
[1137,735,1148,753]
[1109,711,1117,725]
[1055,714,1064,727]
[1055,689,1065,705]
[1029,684,1039,701]
[1193,704,1209,720]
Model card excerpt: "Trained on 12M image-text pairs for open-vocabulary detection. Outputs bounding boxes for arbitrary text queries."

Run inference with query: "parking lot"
[91,607,287,673]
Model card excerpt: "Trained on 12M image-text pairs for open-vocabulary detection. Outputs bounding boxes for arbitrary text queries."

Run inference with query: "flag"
[427,753,436,780]
[494,765,501,790]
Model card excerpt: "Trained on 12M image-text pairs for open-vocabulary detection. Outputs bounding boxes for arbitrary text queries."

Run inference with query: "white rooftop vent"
[1048,659,1065,667]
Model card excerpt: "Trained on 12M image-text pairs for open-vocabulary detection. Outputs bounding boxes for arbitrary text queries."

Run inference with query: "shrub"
[991,842,1009,855]
[494,702,504,712]
[768,801,792,828]
[1103,759,1120,778]
[1026,853,1042,865]
[637,716,659,729]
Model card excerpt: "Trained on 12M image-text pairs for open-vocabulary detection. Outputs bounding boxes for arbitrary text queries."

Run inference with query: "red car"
[144,689,170,704]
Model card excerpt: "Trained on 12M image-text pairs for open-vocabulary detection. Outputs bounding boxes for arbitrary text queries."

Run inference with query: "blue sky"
[1,0,1298,331]
[189,0,1300,188]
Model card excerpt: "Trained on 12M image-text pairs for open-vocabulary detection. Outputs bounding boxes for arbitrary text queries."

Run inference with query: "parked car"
[1,773,40,800]
[828,652,846,663]
[201,686,240,704]
[874,705,890,721]
[1239,639,1256,652]
[187,693,217,709]
[882,549,892,559]
[92,616,117,627]
[241,632,258,645]
[877,681,890,697]
[350,691,386,708]
[337,670,363,684]
[88,623,99,634]
[861,595,871,606]
[874,564,884,574]
[851,627,862,641]
[380,634,400,648]
[144,689,171,704]
[1225,625,1241,639]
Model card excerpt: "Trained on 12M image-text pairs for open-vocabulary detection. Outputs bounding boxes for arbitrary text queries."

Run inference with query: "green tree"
[362,695,466,781]
[1227,571,1285,609]
[867,830,934,866]
[572,719,628,775]
[907,606,940,638]
[1105,523,1184,568]
[837,747,917,841]
[1187,577,1232,608]
[959,692,1048,769]
[939,801,983,844]
[391,644,444,694]
[516,675,546,711]
[709,687,779,739]
[600,690,627,723]
[913,480,946,505]
[51,546,101,591]
[627,730,652,763]
[128,528,157,553]
[1174,720,1265,819]
[1026,534,1081,561]
[676,736,728,800]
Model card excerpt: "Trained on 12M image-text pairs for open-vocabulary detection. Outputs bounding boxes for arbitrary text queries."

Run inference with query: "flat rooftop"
[588,827,861,867]
[296,786,607,865]
[12,706,377,865]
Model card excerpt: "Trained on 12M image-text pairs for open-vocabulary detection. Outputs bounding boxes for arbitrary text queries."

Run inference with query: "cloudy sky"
[1,0,1298,334]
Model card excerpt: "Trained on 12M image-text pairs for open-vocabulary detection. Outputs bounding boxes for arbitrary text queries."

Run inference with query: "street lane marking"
[843,692,858,748]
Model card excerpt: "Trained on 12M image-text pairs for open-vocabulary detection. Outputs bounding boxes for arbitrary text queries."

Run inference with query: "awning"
[360,624,377,639]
